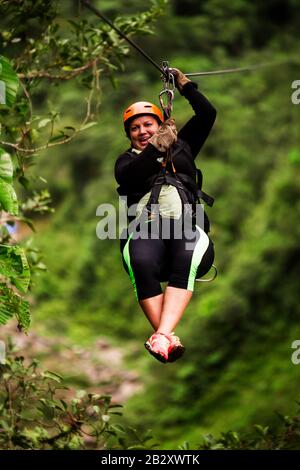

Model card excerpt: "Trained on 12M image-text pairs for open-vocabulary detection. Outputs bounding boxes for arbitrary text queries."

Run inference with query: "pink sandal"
[145,332,171,363]
[167,333,185,362]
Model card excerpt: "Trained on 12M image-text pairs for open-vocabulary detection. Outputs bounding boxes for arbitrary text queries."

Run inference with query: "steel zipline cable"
[81,0,295,79]
[184,61,292,77]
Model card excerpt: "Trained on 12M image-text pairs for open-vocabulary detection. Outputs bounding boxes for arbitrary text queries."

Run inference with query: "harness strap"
[121,142,214,219]
[144,170,193,218]
[197,189,214,207]
[146,175,165,207]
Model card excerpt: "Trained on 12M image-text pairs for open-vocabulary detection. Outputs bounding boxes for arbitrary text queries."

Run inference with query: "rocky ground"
[0,322,143,404]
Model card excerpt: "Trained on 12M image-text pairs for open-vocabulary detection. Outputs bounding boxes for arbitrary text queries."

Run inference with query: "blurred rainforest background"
[0,0,300,450]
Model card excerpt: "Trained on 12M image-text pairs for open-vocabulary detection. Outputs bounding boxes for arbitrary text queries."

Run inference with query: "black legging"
[120,217,214,301]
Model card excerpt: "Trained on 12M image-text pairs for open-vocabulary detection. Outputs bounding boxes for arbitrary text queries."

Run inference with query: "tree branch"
[0,62,98,154]
[17,58,100,81]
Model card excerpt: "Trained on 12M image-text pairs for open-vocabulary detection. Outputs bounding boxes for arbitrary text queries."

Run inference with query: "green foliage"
[0,284,30,331]
[0,55,19,107]
[197,408,300,450]
[0,70,19,216]
[0,344,159,450]
[0,176,18,215]
[0,0,165,332]
[1,0,300,451]
[0,148,13,182]
[35,0,298,448]
[0,55,31,330]
[0,244,30,293]
[2,342,300,450]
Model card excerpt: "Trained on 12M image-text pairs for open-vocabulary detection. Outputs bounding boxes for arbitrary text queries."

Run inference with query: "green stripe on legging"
[123,233,138,299]
[187,225,210,291]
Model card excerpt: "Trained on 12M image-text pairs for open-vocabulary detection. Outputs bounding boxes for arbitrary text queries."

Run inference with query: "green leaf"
[0,298,14,325]
[0,55,19,107]
[108,74,118,89]
[0,284,30,331]
[37,404,55,420]
[15,296,30,332]
[127,445,148,450]
[42,371,63,383]
[0,148,13,182]
[38,118,51,129]
[0,245,30,293]
[80,121,97,131]
[18,176,30,190]
[39,398,59,409]
[254,424,269,437]
[0,177,18,215]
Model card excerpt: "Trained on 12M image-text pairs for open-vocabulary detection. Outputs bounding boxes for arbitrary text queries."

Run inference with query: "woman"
[115,69,217,363]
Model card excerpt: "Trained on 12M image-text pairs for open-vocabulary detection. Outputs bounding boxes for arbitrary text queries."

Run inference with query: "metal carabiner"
[159,88,174,120]
[159,61,176,119]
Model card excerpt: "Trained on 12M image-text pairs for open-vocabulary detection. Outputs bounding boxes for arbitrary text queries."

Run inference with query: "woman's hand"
[148,118,177,152]
[170,68,191,93]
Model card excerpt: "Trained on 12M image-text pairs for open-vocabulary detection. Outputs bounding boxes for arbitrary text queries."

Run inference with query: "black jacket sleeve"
[178,82,217,158]
[115,143,163,188]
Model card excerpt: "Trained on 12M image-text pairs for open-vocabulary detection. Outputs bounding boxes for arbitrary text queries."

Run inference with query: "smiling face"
[129,115,160,151]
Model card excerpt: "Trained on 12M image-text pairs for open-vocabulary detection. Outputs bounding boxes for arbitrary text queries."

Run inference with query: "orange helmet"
[123,101,164,128]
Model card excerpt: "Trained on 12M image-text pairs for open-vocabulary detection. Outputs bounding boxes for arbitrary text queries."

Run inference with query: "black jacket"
[115,82,217,208]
